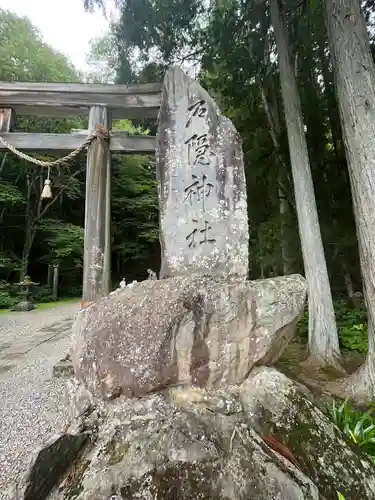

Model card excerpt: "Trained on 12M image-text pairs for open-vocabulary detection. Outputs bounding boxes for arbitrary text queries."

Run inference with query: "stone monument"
[9,67,316,500]
[69,67,307,400]
[156,66,249,279]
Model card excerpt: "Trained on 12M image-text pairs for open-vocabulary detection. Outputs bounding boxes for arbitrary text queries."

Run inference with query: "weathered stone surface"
[11,372,375,499]
[45,391,318,500]
[53,353,74,378]
[7,432,88,500]
[156,66,249,279]
[240,367,375,500]
[71,273,306,399]
[11,300,35,312]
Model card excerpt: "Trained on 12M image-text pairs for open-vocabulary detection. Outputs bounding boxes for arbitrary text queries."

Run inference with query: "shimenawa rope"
[0,125,110,199]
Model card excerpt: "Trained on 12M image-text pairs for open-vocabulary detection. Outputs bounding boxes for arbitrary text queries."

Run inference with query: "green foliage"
[255,216,283,275]
[337,492,345,500]
[3,0,372,304]
[0,8,85,285]
[331,399,375,464]
[0,281,17,309]
[85,30,119,83]
[33,286,56,304]
[111,154,159,272]
[115,0,206,66]
[335,300,368,353]
[38,220,84,268]
[0,9,77,82]
[83,0,375,292]
[0,251,18,272]
[0,4,160,287]
[339,323,368,353]
[297,300,368,353]
[0,181,24,205]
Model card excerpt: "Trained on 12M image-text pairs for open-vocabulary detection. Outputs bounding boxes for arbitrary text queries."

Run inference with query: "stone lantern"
[12,276,39,312]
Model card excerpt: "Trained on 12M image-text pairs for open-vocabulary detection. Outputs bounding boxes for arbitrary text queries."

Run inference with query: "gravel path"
[0,302,80,497]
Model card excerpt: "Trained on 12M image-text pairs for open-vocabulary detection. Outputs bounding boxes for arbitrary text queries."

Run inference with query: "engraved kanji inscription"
[199,221,216,245]
[186,219,216,248]
[156,67,249,278]
[185,100,208,128]
[185,133,216,166]
[184,174,213,211]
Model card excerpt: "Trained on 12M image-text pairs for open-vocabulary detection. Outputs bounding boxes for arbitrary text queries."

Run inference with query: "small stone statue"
[147,269,158,280]
[119,278,126,289]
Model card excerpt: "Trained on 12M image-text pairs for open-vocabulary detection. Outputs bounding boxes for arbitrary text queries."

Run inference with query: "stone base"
[72,273,307,400]
[11,301,35,312]
[8,384,320,500]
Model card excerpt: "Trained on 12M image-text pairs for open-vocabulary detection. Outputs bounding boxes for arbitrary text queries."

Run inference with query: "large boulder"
[9,371,375,500]
[71,274,306,399]
[10,388,319,500]
[239,367,375,500]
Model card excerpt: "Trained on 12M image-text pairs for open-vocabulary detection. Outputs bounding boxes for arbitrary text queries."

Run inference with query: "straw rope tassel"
[41,167,52,199]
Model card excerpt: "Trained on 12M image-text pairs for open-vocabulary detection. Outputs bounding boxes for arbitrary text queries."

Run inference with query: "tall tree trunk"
[278,173,297,275]
[259,83,298,275]
[21,224,36,280]
[20,174,32,280]
[324,0,375,399]
[340,258,356,304]
[270,0,342,368]
[317,40,342,160]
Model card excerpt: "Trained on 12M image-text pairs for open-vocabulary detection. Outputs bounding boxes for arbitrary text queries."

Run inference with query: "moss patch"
[256,386,374,500]
[104,438,130,465]
[63,458,91,500]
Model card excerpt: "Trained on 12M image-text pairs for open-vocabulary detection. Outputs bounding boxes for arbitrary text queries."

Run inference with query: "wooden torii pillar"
[81,106,112,309]
[0,81,161,308]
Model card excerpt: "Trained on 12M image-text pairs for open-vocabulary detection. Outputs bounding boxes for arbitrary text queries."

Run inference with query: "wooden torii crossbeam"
[0,80,162,308]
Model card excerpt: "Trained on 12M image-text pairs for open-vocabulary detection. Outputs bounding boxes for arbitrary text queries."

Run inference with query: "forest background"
[0,1,373,358]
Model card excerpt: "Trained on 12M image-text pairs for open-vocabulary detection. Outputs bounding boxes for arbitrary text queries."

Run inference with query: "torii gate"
[0,80,162,308]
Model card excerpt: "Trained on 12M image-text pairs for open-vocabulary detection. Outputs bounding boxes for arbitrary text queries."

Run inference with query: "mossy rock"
[240,367,375,500]
[45,394,318,499]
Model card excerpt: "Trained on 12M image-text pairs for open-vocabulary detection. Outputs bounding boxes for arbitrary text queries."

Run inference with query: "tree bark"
[259,83,298,275]
[270,0,342,367]
[47,264,53,287]
[317,39,343,161]
[20,174,33,280]
[103,155,112,294]
[52,263,59,300]
[323,0,375,399]
[340,258,355,304]
[278,173,297,275]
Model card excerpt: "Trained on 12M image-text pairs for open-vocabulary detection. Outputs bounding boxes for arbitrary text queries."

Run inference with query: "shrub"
[297,299,368,353]
[335,299,368,353]
[331,399,375,464]
[339,323,367,353]
[33,286,56,303]
[0,280,18,309]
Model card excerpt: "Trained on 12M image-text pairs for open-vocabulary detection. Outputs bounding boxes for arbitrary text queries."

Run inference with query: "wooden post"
[82,106,111,308]
[52,263,59,300]
[0,108,14,132]
[103,155,111,294]
[0,108,14,184]
[47,264,53,288]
